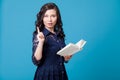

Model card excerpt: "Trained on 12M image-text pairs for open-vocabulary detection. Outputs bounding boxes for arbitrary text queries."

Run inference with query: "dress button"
[61,71,64,74]
[57,40,59,42]
[60,63,62,65]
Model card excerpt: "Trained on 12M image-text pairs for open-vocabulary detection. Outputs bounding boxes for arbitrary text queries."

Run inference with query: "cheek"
[43,18,47,24]
[43,18,46,22]
[53,18,57,23]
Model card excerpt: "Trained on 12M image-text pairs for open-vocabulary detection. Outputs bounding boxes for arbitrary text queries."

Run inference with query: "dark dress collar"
[42,27,58,37]
[42,27,51,37]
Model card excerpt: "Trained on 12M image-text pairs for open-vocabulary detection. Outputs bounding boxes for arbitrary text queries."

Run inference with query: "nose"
[48,16,52,22]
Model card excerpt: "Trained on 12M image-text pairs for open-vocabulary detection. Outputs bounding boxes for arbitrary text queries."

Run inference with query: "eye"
[44,15,48,17]
[51,15,56,17]
[52,15,55,17]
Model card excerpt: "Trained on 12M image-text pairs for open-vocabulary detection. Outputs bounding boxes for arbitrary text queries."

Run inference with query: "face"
[43,9,57,29]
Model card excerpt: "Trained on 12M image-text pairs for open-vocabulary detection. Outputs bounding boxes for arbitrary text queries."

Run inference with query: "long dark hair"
[34,2,65,39]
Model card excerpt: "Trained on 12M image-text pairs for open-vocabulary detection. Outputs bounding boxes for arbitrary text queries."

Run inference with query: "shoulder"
[32,32,38,42]
[32,32,37,39]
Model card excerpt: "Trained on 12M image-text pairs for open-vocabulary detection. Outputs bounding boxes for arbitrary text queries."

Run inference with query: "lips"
[47,23,53,26]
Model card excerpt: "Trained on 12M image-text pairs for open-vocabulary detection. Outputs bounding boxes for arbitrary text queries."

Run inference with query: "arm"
[34,41,44,61]
[32,27,45,65]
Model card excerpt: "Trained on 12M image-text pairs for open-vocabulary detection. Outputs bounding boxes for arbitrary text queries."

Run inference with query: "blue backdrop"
[0,0,120,80]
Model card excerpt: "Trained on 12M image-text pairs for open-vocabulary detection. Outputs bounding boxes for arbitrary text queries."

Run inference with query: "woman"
[32,2,72,80]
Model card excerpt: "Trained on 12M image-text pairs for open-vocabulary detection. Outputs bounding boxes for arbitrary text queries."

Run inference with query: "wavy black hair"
[34,2,65,39]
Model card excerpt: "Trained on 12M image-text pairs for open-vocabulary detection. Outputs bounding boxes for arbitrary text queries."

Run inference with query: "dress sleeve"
[62,38,66,48]
[32,33,41,66]
[61,39,68,63]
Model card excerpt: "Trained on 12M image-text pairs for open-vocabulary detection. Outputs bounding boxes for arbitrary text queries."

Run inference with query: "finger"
[69,55,72,58]
[80,48,83,50]
[37,27,40,33]
[37,32,44,39]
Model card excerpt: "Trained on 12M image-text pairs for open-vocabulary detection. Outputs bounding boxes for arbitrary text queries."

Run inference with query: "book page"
[76,39,87,48]
[57,39,87,56]
[57,43,80,56]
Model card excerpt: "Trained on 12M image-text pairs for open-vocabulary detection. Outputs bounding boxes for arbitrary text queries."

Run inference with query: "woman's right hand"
[37,27,45,43]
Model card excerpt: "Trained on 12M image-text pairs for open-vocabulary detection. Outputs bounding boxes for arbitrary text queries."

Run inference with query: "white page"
[57,39,87,56]
[76,39,87,48]
[57,43,80,56]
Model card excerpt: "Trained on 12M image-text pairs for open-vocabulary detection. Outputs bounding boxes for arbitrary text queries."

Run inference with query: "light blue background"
[0,0,120,80]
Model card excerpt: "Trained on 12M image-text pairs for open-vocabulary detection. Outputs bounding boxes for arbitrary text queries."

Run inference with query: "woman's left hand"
[64,55,72,61]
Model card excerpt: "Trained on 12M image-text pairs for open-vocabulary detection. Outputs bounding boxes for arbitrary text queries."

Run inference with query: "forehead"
[44,9,57,15]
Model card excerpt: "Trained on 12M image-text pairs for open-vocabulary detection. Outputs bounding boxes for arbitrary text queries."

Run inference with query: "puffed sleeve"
[32,33,41,66]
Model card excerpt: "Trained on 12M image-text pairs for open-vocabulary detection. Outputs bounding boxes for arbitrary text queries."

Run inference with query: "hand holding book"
[57,39,87,56]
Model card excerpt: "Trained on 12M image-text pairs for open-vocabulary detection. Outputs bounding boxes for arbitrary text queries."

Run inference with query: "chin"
[47,26,54,28]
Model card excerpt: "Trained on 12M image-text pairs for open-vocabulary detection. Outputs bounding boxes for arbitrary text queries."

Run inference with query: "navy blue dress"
[32,27,68,80]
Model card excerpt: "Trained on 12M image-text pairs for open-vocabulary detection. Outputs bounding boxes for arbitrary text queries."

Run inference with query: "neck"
[45,27,55,34]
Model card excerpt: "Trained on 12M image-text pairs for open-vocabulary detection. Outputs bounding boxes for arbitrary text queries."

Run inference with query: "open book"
[57,39,87,56]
